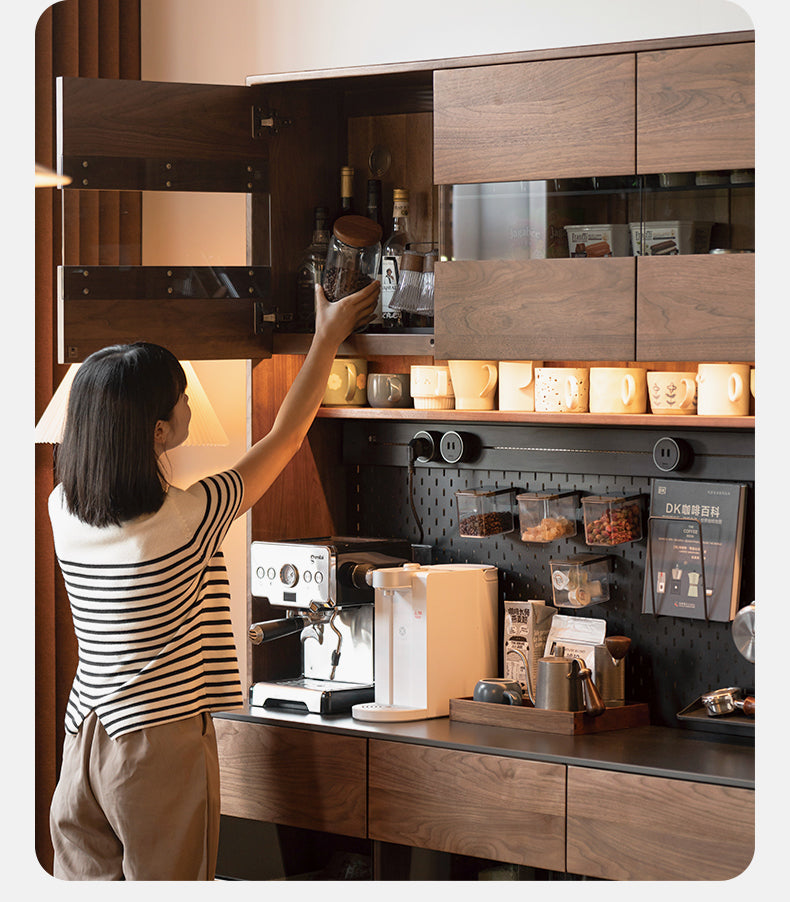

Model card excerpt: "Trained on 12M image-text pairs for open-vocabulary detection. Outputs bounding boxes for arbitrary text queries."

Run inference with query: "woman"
[47,281,379,880]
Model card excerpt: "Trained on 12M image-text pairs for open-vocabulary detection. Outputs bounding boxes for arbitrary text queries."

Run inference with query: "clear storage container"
[322,214,382,302]
[455,486,515,538]
[517,491,578,543]
[550,554,612,608]
[582,494,644,546]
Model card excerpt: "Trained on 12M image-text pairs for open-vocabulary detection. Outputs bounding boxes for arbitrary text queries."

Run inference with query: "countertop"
[214,703,754,790]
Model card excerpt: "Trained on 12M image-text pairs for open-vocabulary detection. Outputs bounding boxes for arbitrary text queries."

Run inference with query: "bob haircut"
[55,342,187,527]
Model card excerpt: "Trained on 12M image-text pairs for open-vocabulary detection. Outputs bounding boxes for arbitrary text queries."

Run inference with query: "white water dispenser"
[351,563,498,722]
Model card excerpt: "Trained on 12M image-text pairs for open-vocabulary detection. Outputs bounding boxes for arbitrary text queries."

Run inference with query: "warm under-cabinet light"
[34,360,229,446]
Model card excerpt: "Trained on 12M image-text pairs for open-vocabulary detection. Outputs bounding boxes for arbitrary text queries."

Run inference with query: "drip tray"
[250,678,374,715]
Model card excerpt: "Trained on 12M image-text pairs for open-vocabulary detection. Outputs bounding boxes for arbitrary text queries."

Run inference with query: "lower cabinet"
[214,718,367,839]
[565,766,754,880]
[368,739,567,872]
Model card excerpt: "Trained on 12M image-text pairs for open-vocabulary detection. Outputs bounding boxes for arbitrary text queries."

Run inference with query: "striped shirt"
[48,469,245,739]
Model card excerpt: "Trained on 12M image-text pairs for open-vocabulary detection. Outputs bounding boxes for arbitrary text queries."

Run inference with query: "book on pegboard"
[642,479,748,622]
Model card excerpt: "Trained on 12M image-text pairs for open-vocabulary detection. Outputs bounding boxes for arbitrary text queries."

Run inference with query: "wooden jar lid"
[400,250,424,273]
[333,215,383,248]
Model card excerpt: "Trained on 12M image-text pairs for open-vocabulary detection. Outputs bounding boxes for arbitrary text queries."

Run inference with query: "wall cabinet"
[55,32,753,364]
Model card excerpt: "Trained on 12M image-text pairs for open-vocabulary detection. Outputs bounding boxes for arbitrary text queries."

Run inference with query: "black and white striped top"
[48,469,245,739]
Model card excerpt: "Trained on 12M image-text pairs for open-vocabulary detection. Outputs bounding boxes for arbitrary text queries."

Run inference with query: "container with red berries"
[581,494,644,546]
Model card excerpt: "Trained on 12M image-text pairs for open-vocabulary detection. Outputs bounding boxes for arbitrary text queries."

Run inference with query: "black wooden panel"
[60,266,272,301]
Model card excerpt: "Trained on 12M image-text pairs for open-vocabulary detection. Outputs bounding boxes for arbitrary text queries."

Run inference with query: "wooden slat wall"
[34,0,141,874]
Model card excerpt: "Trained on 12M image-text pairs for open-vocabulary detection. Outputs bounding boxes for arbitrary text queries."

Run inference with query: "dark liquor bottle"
[366,178,383,230]
[295,206,330,329]
[336,166,356,221]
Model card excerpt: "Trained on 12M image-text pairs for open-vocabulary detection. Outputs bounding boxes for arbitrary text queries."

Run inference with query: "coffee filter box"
[503,600,555,692]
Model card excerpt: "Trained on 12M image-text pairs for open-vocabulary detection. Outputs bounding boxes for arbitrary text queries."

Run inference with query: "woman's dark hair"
[55,342,187,527]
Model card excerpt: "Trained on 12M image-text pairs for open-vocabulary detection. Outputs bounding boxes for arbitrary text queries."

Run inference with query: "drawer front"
[369,740,566,870]
[636,254,754,361]
[434,55,635,185]
[566,766,754,880]
[215,718,367,838]
[637,43,754,173]
[434,258,636,360]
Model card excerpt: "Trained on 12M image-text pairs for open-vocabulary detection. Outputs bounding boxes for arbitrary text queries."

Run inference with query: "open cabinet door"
[56,76,276,361]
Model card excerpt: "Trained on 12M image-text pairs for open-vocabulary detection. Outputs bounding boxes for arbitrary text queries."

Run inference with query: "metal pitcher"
[512,646,605,715]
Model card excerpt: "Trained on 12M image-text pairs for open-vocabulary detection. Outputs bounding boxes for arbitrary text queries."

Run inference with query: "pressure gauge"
[279,563,299,588]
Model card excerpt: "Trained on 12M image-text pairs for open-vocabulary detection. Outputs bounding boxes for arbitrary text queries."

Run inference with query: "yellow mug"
[323,357,368,406]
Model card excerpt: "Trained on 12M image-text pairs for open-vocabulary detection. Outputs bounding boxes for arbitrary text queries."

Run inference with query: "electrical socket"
[652,436,693,472]
[410,430,441,463]
[439,430,480,464]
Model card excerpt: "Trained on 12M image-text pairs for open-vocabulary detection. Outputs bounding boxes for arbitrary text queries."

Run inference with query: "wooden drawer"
[214,718,367,838]
[434,257,635,360]
[636,254,754,361]
[368,740,566,870]
[566,766,754,880]
[637,43,754,172]
[434,55,635,184]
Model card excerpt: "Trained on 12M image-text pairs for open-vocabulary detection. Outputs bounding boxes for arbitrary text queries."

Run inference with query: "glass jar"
[582,494,644,546]
[550,554,612,608]
[322,214,382,303]
[517,491,578,543]
[455,486,515,538]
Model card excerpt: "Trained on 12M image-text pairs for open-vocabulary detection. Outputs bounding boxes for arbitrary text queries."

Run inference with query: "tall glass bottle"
[295,205,330,329]
[380,187,411,326]
[366,178,383,230]
[334,166,356,223]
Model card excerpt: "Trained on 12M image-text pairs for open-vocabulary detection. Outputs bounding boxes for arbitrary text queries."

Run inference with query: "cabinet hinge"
[252,106,292,138]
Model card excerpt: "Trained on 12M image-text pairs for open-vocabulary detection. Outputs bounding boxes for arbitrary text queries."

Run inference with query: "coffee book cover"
[641,479,748,622]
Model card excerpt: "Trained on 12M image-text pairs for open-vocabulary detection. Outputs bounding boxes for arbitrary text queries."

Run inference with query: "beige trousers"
[50,710,220,880]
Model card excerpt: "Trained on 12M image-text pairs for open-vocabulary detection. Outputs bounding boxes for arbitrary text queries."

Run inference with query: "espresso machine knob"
[338,561,376,590]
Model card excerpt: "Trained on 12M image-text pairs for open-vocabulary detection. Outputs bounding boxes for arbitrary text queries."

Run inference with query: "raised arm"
[232,280,379,517]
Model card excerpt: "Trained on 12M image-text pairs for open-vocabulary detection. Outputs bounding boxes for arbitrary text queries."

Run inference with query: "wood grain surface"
[368,739,566,870]
[215,719,367,838]
[566,765,754,880]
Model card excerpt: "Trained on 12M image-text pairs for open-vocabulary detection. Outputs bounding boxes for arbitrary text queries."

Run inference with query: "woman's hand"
[314,280,380,348]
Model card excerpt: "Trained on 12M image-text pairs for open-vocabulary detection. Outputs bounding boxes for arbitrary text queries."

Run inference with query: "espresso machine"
[351,563,499,722]
[248,537,410,714]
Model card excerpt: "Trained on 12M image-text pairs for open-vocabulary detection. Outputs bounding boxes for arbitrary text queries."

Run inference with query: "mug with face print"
[410,365,455,410]
[696,363,750,416]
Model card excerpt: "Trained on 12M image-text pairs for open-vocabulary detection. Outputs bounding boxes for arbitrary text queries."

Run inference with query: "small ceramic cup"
[367,372,412,408]
[589,367,647,414]
[647,371,698,415]
[323,357,367,407]
[448,360,498,410]
[498,361,543,411]
[535,367,589,413]
[473,679,523,706]
[410,365,454,410]
[696,363,751,416]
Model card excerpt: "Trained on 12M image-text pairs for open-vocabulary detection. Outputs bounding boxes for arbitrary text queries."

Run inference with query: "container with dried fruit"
[517,491,578,543]
[582,494,644,546]
[455,486,515,538]
[550,554,612,608]
[322,214,382,308]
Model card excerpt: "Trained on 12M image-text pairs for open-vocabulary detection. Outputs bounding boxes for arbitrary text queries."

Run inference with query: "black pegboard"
[346,444,754,729]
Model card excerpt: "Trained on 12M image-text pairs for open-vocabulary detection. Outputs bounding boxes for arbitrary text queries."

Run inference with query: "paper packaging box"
[503,600,555,693]
[545,614,609,683]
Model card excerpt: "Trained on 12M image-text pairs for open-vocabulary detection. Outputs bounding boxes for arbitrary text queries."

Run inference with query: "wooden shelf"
[316,407,754,429]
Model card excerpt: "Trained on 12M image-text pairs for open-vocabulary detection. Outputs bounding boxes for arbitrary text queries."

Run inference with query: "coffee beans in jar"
[455,487,516,538]
[322,215,382,305]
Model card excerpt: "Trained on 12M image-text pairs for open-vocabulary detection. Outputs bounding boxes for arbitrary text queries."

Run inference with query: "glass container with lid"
[517,491,578,543]
[322,214,382,304]
[455,486,515,538]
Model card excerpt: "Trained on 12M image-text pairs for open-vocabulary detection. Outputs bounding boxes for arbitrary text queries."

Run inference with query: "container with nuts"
[582,494,644,546]
[455,486,515,538]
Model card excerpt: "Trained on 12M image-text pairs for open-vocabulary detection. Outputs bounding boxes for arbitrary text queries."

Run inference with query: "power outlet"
[410,430,441,463]
[652,436,693,472]
[439,430,480,464]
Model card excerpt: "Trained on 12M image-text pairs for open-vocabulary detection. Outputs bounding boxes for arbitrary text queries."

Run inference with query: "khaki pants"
[50,710,220,880]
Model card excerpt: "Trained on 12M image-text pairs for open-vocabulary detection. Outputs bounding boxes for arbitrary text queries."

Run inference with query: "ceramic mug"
[448,360,498,410]
[647,371,698,415]
[696,363,751,416]
[535,367,589,413]
[410,365,455,410]
[473,679,523,706]
[498,361,544,411]
[589,367,647,414]
[323,357,367,407]
[367,372,412,408]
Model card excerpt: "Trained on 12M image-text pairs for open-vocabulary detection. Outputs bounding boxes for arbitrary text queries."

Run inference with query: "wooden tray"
[449,697,650,735]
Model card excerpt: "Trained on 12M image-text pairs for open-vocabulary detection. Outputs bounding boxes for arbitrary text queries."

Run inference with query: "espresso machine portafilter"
[248,538,410,714]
